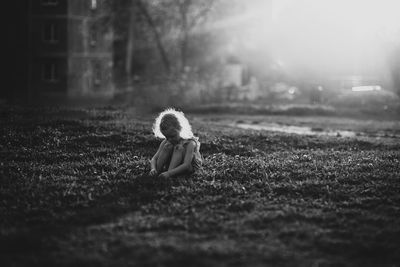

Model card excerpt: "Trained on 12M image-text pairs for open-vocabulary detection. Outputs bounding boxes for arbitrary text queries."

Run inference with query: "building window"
[42,62,59,82]
[42,22,59,43]
[89,25,97,46]
[90,0,97,10]
[93,60,102,86]
[41,0,58,6]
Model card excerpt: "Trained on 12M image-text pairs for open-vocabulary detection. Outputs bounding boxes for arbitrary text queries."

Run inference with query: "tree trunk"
[125,0,135,88]
[181,31,188,71]
[179,0,189,72]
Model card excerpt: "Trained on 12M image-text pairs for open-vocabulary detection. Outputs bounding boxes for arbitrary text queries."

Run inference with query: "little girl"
[149,108,203,178]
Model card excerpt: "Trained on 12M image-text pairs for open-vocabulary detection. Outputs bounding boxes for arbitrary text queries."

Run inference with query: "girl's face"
[161,126,180,144]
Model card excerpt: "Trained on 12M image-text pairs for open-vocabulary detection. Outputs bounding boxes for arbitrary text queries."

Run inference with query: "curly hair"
[152,108,194,139]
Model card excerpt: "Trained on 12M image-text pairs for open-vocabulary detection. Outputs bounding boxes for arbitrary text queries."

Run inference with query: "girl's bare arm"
[150,139,167,170]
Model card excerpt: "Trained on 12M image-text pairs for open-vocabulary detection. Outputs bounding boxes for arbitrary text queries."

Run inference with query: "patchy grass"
[1,106,400,267]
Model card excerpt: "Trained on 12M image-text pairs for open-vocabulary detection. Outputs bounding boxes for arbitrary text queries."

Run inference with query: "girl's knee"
[174,144,184,152]
[173,144,186,158]
[163,142,174,152]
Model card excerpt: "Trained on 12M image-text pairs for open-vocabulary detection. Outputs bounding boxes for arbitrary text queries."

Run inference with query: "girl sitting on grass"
[149,108,203,178]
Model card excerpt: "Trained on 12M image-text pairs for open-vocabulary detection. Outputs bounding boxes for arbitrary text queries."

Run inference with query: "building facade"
[5,0,114,102]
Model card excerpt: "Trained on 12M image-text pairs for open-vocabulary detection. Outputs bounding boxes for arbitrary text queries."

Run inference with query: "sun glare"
[235,0,400,75]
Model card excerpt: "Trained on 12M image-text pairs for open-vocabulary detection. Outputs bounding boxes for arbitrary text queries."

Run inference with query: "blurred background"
[3,0,400,115]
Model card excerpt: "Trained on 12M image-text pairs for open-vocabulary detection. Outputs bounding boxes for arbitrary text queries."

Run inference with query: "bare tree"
[175,0,216,71]
[114,0,218,80]
[136,0,171,73]
[136,0,216,72]
[126,1,136,84]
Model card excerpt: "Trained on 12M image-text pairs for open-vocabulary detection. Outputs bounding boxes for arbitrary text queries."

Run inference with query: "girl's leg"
[156,142,173,173]
[168,144,185,170]
[168,144,193,173]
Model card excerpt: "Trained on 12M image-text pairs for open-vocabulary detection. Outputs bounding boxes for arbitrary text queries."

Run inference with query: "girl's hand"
[149,169,158,177]
[158,172,171,179]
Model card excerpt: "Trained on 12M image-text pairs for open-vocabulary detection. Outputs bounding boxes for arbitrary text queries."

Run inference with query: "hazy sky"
[237,0,400,75]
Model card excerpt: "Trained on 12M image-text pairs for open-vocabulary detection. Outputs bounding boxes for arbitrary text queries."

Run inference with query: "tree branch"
[136,0,171,72]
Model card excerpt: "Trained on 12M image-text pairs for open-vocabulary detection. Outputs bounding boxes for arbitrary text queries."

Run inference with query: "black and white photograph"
[1,0,400,266]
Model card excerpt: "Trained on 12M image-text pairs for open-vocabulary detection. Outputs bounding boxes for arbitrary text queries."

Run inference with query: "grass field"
[1,106,400,266]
